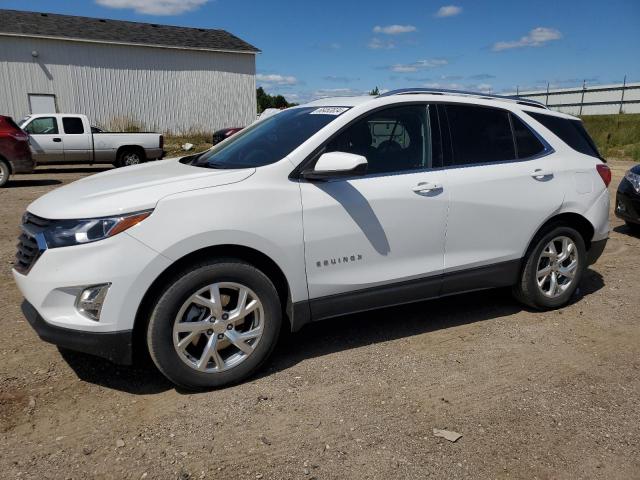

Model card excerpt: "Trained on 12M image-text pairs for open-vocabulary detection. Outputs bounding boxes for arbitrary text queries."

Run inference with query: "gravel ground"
[1,161,639,480]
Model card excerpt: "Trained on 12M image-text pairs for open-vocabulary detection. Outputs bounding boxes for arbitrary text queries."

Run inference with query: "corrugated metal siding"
[0,36,257,133]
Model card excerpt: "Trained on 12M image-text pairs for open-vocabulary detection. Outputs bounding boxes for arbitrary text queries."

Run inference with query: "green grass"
[163,131,212,158]
[581,113,640,162]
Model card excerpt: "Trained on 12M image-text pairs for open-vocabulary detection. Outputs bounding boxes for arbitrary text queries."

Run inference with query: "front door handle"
[52,138,62,143]
[412,181,443,194]
[531,169,553,179]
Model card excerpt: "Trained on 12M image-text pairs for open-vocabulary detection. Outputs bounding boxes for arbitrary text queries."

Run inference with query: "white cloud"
[312,88,369,98]
[390,59,449,73]
[435,5,462,17]
[256,74,298,86]
[372,24,417,35]
[95,0,208,15]
[368,37,396,50]
[421,82,493,93]
[493,27,562,51]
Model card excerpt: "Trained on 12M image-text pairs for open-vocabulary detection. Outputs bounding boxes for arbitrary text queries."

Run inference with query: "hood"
[28,158,255,219]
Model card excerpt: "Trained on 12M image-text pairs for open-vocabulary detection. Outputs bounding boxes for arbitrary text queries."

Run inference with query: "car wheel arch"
[523,212,595,260]
[132,244,293,362]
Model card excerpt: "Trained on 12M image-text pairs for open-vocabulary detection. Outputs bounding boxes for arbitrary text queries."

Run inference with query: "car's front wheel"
[513,225,586,310]
[147,259,282,389]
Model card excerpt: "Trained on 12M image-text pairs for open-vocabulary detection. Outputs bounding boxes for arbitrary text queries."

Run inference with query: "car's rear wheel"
[147,259,282,389]
[116,149,144,167]
[513,225,586,310]
[0,160,10,187]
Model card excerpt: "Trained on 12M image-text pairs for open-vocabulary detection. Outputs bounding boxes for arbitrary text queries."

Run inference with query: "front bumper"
[615,188,640,225]
[13,230,171,333]
[22,300,133,364]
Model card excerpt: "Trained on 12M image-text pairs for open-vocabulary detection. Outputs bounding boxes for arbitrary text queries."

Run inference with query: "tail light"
[159,135,164,149]
[596,164,611,187]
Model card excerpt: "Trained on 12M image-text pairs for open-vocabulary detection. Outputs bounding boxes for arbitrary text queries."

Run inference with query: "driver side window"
[24,117,59,135]
[326,105,433,175]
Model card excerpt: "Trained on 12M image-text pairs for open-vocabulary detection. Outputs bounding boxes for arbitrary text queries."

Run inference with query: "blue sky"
[2,0,639,102]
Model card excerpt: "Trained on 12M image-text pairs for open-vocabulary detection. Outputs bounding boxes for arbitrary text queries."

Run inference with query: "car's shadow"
[613,223,640,238]
[5,179,62,188]
[59,269,605,395]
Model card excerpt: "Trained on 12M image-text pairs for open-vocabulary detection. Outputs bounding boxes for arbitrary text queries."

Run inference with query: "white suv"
[14,89,611,389]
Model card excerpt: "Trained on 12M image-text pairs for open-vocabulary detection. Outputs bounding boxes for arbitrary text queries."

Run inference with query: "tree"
[369,86,380,96]
[256,88,296,113]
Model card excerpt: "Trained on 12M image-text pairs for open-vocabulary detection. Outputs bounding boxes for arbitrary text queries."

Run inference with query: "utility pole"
[545,82,550,106]
[619,75,627,114]
[579,80,586,116]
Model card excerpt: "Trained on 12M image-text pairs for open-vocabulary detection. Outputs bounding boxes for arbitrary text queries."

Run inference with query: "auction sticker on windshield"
[310,107,350,115]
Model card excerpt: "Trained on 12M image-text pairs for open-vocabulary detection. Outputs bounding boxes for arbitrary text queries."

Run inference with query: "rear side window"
[444,104,515,166]
[528,112,601,159]
[511,114,546,158]
[24,117,58,135]
[62,117,85,134]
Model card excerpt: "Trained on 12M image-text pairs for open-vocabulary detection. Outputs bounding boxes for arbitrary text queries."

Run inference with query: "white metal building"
[0,9,259,133]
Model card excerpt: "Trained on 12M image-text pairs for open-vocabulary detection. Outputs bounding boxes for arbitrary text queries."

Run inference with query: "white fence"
[512,81,640,116]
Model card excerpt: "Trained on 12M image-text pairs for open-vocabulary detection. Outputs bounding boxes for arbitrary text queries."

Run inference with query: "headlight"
[43,210,152,248]
[625,170,640,193]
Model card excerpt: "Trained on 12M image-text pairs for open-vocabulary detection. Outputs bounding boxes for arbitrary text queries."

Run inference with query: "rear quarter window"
[528,112,601,159]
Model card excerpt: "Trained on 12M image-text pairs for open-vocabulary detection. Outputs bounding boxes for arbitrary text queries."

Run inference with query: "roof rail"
[378,88,549,109]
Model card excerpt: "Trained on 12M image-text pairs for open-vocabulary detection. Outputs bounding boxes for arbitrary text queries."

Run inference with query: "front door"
[300,104,449,318]
[23,116,64,163]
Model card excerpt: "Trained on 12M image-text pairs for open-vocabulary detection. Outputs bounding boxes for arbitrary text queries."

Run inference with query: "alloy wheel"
[173,282,264,373]
[536,236,579,298]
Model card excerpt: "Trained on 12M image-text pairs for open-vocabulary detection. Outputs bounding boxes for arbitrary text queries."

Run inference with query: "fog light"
[75,283,111,321]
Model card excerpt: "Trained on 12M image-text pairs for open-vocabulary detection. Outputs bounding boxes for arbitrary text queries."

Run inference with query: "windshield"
[189,106,349,169]
[18,116,31,128]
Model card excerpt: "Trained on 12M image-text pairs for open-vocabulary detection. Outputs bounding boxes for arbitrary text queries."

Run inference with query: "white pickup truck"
[19,114,164,167]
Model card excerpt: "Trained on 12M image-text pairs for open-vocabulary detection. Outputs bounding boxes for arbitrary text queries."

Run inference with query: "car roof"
[303,89,580,121]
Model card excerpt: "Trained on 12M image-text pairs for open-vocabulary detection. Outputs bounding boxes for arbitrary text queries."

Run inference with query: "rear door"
[23,116,64,163]
[300,104,449,317]
[61,116,92,162]
[439,103,565,291]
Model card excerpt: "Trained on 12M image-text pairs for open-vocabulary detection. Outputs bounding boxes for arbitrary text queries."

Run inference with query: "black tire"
[147,259,282,390]
[0,160,10,188]
[115,149,144,168]
[513,225,587,310]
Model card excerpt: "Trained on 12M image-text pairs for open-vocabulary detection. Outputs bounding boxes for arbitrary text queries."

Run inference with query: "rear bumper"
[8,150,35,174]
[21,300,133,364]
[587,238,607,266]
[146,148,163,160]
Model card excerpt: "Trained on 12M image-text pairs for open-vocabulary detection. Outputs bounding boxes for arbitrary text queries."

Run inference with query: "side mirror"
[302,151,368,181]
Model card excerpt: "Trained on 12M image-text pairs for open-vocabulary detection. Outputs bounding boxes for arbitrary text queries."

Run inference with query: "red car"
[0,115,34,187]
[212,127,243,146]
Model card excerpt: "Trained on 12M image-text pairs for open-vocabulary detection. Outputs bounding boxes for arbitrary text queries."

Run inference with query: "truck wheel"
[116,149,144,167]
[513,225,586,310]
[0,160,10,188]
[147,259,282,390]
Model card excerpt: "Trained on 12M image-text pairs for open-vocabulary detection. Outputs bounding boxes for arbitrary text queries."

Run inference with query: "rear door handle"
[52,138,62,143]
[412,181,443,194]
[531,169,553,179]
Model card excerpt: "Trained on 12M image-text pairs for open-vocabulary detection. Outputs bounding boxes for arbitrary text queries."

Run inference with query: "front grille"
[14,212,50,274]
[212,134,225,145]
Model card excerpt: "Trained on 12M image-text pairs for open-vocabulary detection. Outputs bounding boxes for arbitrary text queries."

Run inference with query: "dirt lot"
[1,161,639,480]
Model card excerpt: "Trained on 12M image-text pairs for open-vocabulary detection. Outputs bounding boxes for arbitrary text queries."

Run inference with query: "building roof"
[0,9,260,54]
